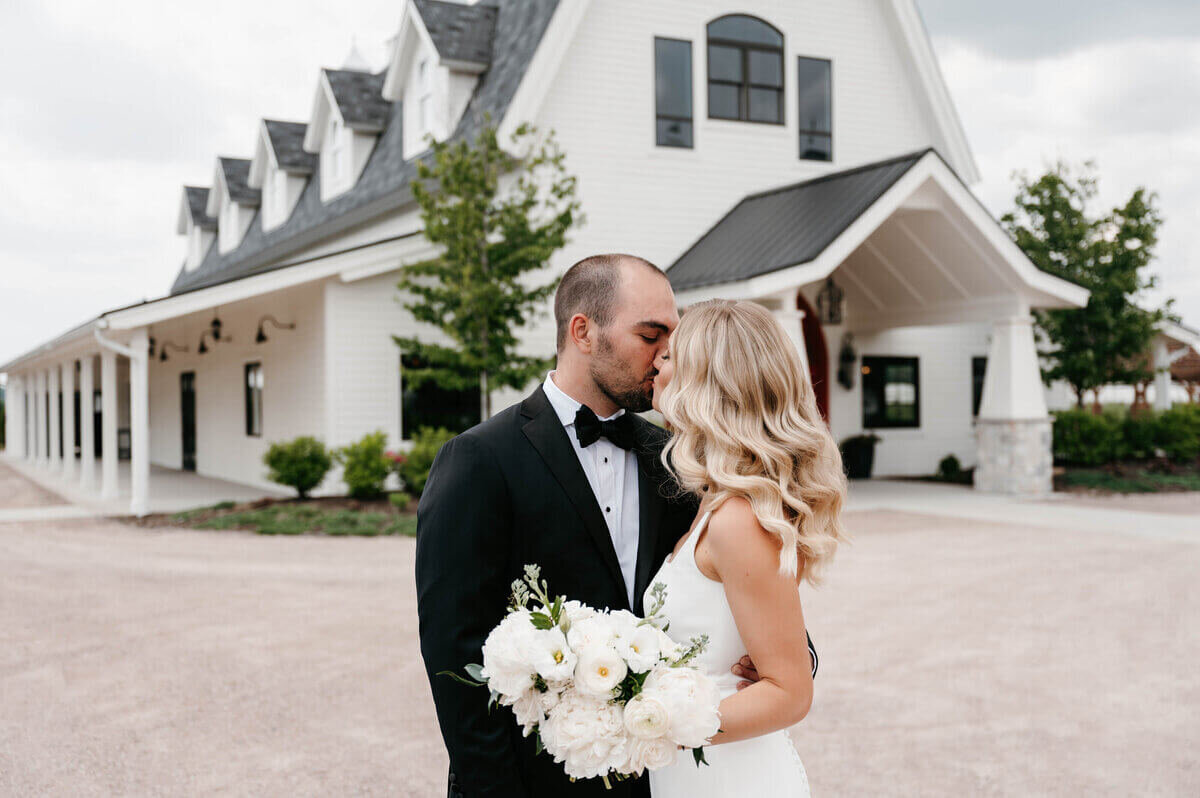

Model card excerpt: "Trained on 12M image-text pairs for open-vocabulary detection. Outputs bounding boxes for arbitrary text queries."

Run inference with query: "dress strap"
[684,510,713,556]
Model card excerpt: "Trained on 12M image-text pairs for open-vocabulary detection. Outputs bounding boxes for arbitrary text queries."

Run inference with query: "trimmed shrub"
[1052,409,1122,466]
[936,454,963,480]
[388,492,412,512]
[1155,404,1200,462]
[399,427,458,495]
[1121,411,1160,460]
[263,436,333,498]
[336,431,391,499]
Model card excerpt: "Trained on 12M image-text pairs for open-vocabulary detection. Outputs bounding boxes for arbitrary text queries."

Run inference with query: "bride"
[645,299,848,797]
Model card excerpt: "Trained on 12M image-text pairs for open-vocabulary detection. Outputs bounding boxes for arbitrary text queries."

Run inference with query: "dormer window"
[304,69,389,201]
[418,58,432,134]
[326,116,344,181]
[707,15,784,125]
[272,168,289,215]
[250,119,315,231]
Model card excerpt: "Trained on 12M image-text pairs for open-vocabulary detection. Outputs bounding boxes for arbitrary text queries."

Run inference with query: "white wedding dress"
[644,511,811,797]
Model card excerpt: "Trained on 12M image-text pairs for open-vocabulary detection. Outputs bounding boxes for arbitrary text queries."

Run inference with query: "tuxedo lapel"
[520,387,630,607]
[632,424,668,615]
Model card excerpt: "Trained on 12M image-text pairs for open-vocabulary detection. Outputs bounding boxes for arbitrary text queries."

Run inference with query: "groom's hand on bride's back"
[733,655,759,690]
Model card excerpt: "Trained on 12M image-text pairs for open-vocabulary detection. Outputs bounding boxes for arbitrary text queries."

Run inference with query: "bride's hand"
[732,655,759,690]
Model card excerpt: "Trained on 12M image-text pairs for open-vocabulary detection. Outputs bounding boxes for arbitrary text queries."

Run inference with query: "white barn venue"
[3,0,1190,515]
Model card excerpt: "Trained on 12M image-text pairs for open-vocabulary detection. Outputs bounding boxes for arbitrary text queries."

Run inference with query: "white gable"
[302,73,378,202]
[248,122,307,232]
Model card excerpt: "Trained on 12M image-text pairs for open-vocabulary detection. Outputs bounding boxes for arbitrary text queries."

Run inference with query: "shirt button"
[603,457,608,463]
[605,507,611,513]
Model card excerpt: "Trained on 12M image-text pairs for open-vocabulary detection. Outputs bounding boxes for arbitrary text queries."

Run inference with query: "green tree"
[1001,161,1176,409]
[395,121,581,418]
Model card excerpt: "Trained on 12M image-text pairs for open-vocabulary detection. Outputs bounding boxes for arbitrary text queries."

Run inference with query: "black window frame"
[244,362,263,438]
[706,15,785,125]
[861,355,920,429]
[654,36,694,149]
[971,356,987,418]
[796,55,833,161]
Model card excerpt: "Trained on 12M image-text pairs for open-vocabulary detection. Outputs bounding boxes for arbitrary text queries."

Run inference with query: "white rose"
[617,625,662,673]
[539,692,628,780]
[529,627,577,683]
[511,689,547,736]
[574,646,628,697]
[620,735,678,775]
[480,611,538,700]
[622,694,670,740]
[562,600,596,626]
[566,614,616,651]
[642,666,722,748]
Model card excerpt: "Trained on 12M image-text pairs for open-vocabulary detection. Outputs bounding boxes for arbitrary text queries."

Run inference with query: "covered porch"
[669,149,1090,495]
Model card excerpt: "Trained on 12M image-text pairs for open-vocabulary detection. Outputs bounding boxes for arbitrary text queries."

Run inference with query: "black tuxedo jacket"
[415,385,818,797]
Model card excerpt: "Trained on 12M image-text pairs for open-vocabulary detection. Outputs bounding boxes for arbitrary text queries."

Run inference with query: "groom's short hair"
[555,254,667,351]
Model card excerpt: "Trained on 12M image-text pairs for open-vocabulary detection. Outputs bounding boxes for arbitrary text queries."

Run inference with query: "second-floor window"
[418,58,432,134]
[797,56,833,161]
[272,168,288,216]
[654,38,693,148]
[326,116,343,181]
[706,14,784,124]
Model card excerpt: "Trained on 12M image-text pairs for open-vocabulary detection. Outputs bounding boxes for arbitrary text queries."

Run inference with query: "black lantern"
[837,333,857,390]
[210,313,223,342]
[816,276,844,325]
[255,314,296,344]
[148,336,157,357]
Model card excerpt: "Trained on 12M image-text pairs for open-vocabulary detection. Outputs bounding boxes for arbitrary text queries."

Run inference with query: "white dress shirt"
[542,372,641,608]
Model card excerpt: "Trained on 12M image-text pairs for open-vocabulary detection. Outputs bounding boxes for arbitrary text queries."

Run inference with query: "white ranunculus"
[529,627,577,683]
[642,666,722,748]
[607,610,640,642]
[618,624,662,673]
[566,614,616,651]
[622,694,670,740]
[574,646,629,697]
[539,692,629,780]
[621,735,678,775]
[480,611,538,700]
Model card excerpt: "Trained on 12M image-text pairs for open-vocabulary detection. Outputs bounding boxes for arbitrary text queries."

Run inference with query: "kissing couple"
[416,253,848,797]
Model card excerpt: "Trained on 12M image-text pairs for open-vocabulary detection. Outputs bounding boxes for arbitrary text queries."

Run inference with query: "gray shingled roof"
[414,0,498,66]
[170,0,559,297]
[324,69,391,132]
[219,157,261,206]
[263,120,316,173]
[667,150,930,291]
[184,186,217,230]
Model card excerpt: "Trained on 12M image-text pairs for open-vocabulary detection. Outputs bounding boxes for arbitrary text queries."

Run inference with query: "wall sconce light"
[210,312,223,342]
[159,342,189,362]
[148,336,157,357]
[198,329,216,354]
[255,314,296,344]
[816,276,844,325]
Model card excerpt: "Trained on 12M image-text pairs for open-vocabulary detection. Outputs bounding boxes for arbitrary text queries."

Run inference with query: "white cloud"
[936,37,1200,326]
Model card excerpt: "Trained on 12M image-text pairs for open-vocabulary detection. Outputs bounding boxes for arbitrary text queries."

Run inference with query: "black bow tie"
[574,405,636,450]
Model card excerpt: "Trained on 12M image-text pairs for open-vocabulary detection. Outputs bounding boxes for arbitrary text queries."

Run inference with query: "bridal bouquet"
[442,565,721,788]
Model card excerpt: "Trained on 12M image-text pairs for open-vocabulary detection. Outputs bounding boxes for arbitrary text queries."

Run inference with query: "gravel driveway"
[1,466,1197,795]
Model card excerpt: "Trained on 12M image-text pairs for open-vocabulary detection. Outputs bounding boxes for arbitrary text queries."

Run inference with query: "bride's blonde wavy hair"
[659,299,848,585]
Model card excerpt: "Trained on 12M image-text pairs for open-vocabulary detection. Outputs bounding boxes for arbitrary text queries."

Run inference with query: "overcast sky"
[1,0,1198,370]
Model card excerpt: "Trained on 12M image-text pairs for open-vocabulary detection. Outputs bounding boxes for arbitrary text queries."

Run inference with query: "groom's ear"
[567,313,594,354]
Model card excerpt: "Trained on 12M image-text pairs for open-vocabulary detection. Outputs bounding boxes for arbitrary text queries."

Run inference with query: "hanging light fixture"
[210,312,223,342]
[159,341,189,362]
[255,314,296,344]
[816,276,844,325]
[148,336,157,357]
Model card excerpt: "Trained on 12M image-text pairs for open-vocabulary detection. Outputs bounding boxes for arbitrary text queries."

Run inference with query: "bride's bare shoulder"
[704,497,780,573]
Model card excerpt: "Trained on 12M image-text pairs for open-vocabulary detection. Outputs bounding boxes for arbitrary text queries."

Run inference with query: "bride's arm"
[699,497,814,746]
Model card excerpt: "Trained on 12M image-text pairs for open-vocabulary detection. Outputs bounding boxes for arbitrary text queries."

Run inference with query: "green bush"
[335,431,392,499]
[1052,409,1122,466]
[399,427,458,495]
[936,454,963,480]
[1121,412,1159,460]
[263,436,333,498]
[388,492,412,512]
[1155,404,1200,462]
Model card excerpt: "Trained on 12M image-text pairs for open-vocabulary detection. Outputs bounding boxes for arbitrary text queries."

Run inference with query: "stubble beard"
[590,332,656,413]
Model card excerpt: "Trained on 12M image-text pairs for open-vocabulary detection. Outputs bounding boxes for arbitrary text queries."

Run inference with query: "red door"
[797,292,830,422]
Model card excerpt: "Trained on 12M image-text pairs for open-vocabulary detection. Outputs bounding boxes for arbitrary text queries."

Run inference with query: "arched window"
[706,14,784,124]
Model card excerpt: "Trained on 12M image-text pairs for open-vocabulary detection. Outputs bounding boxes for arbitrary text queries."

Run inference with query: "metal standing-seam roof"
[323,69,391,132]
[263,120,316,174]
[667,150,930,291]
[183,187,217,230]
[218,157,261,207]
[414,0,499,66]
[170,0,559,297]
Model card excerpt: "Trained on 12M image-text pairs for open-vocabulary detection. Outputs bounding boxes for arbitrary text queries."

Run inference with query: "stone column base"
[974,417,1053,495]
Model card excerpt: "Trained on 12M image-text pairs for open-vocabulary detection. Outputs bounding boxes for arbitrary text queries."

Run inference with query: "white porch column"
[37,369,49,465]
[80,355,96,491]
[61,359,76,481]
[5,375,22,459]
[773,306,811,375]
[975,314,1053,495]
[128,329,150,517]
[1152,337,1173,411]
[100,349,119,501]
[48,365,61,471]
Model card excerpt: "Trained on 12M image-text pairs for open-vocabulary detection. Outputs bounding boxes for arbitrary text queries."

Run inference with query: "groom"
[416,254,813,797]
